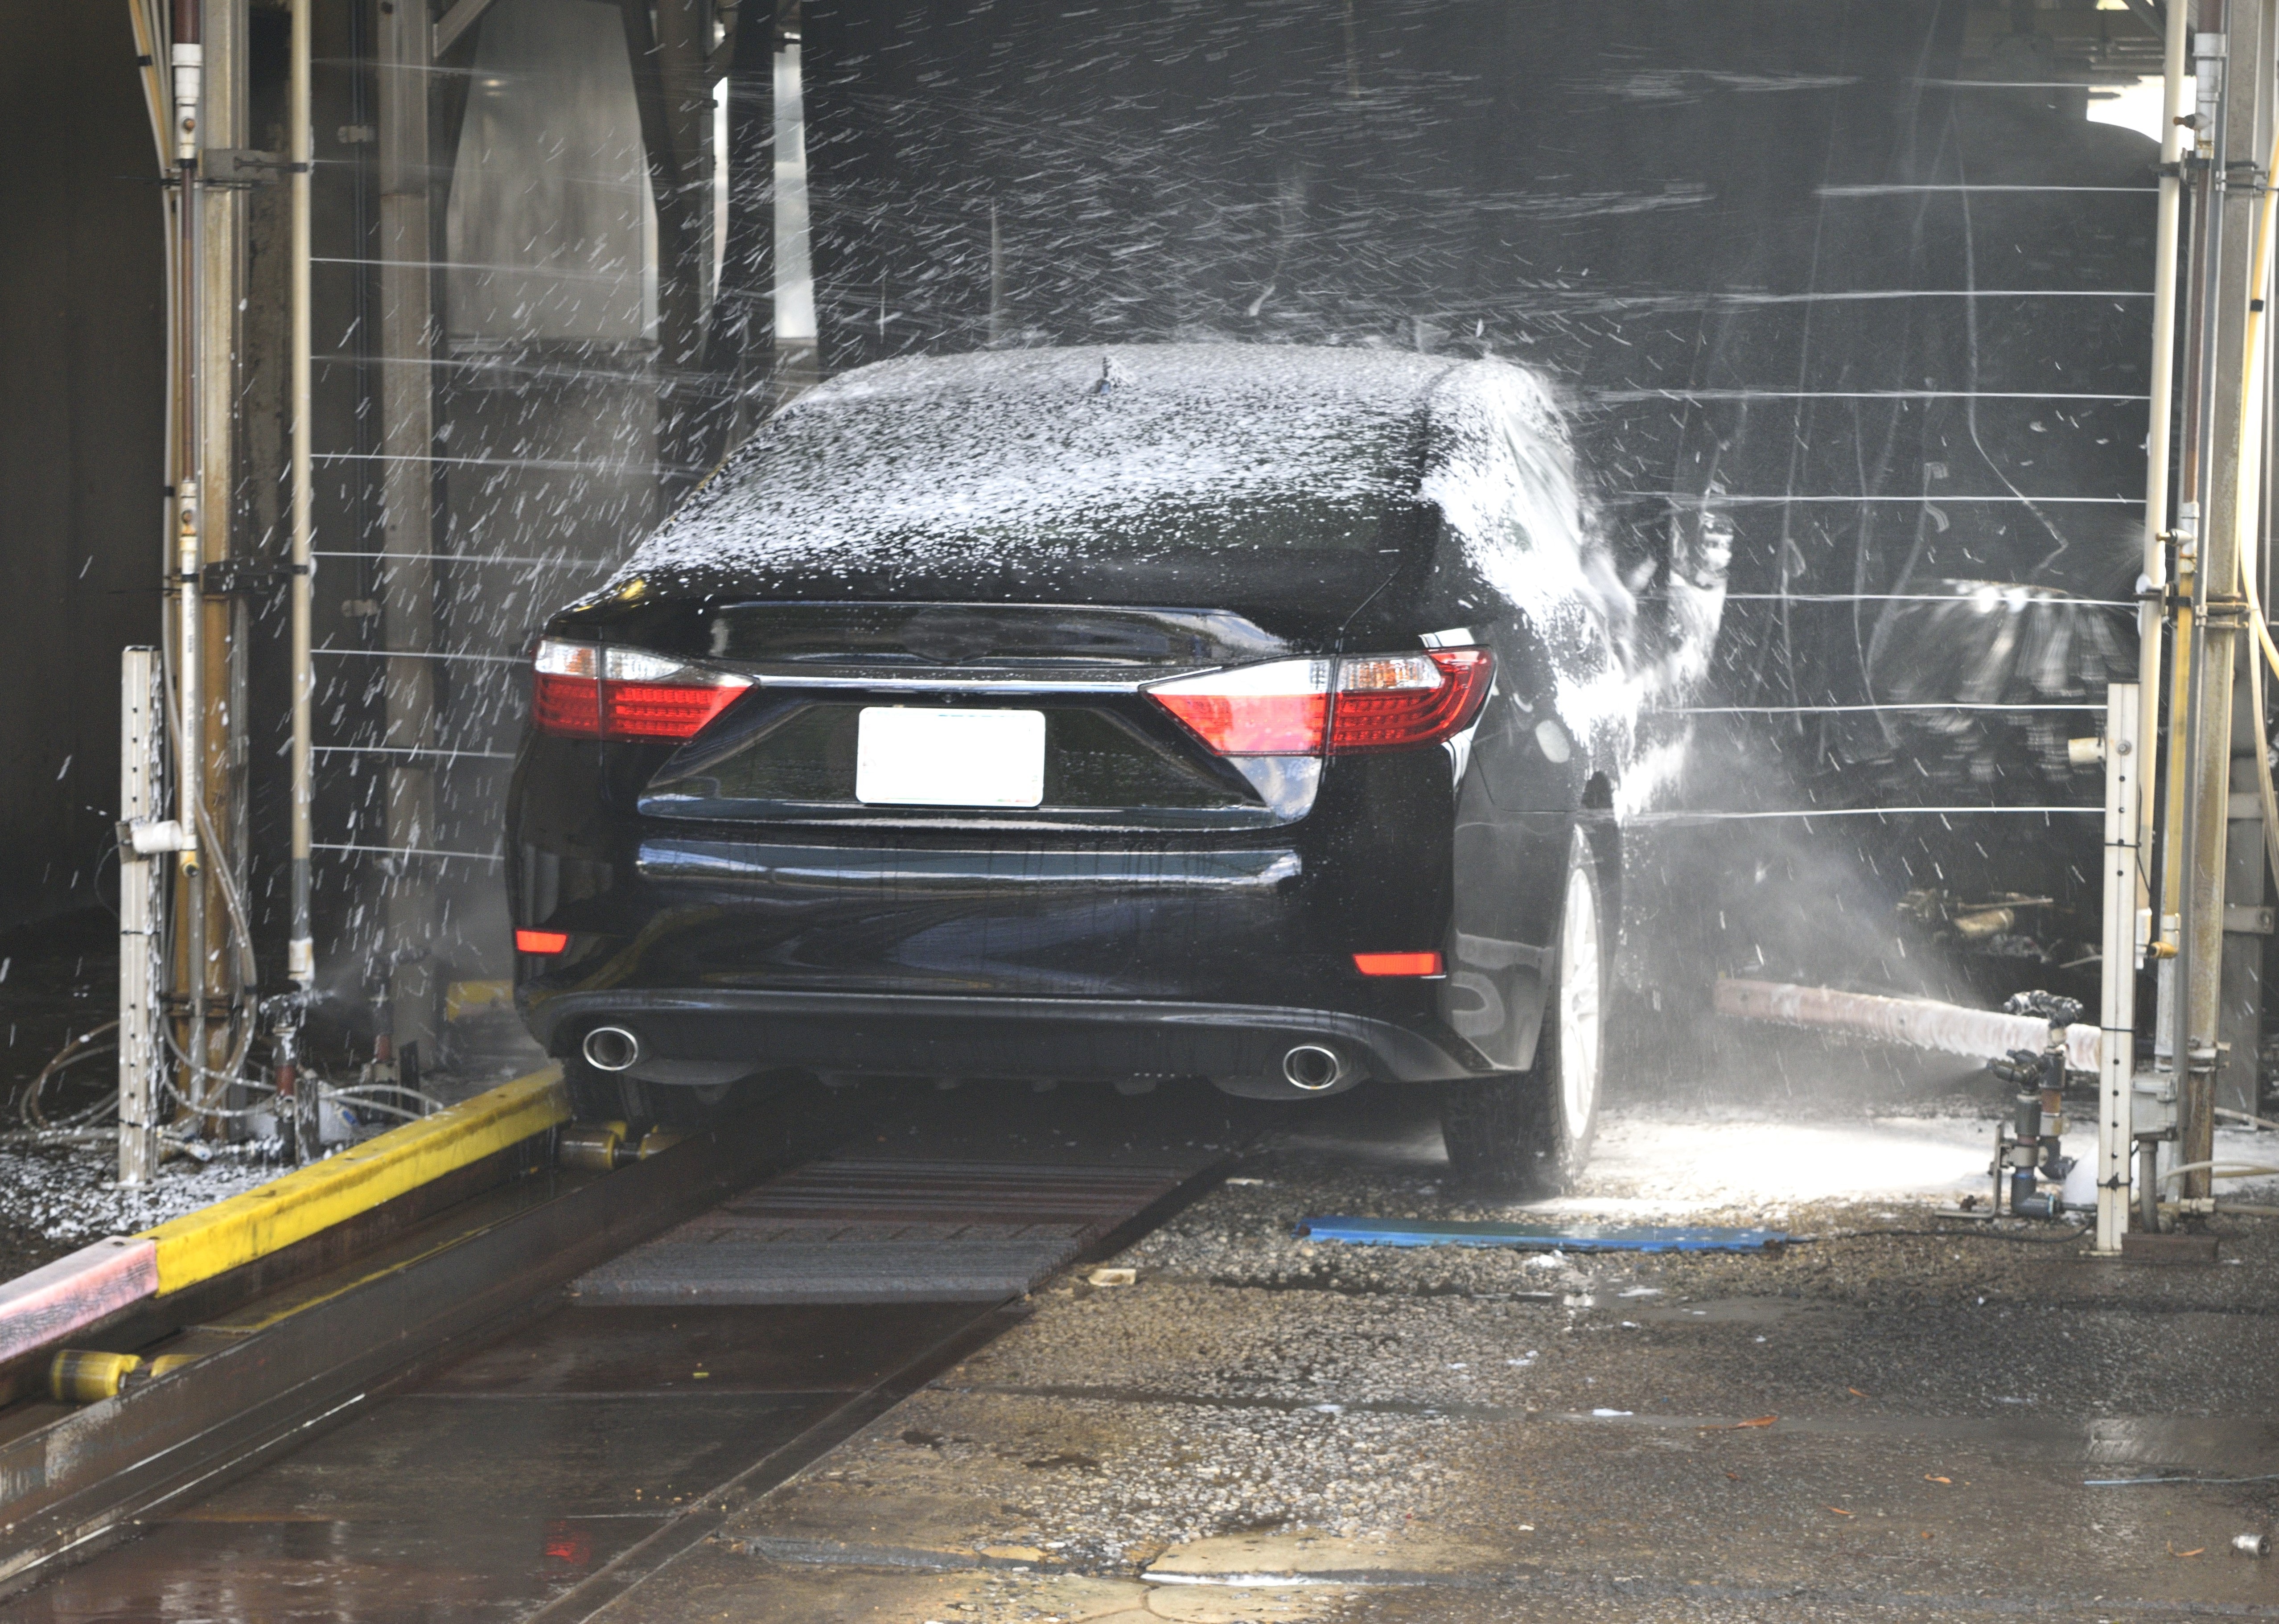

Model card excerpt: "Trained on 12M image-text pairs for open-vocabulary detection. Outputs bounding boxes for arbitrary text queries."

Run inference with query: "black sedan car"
[508,344,1724,1191]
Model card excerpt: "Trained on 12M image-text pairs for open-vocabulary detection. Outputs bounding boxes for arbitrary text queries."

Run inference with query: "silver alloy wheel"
[1557,840,1603,1155]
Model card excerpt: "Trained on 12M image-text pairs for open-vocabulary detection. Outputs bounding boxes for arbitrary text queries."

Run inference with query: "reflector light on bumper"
[1353,951,1445,976]
[515,929,569,954]
[1145,648,1492,756]
[532,640,751,740]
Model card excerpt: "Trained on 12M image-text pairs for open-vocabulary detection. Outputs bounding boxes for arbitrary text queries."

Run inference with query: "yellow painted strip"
[444,979,513,1022]
[139,1065,568,1295]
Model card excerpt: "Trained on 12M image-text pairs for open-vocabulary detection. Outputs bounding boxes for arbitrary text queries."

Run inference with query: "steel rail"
[0,1104,829,1599]
[518,1155,1234,1622]
[0,1093,1237,1612]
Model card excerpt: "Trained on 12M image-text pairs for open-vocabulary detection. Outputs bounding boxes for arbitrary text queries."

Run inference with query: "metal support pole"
[2218,29,2279,1117]
[288,0,314,991]
[377,0,439,1066]
[118,650,164,1186]
[2171,22,2230,1211]
[2181,0,2276,1206]
[2099,682,2143,1254]
[197,0,247,1107]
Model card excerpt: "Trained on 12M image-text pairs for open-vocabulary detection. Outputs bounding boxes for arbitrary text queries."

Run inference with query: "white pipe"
[2097,681,2142,1254]
[1713,979,2101,1072]
[2158,1160,2279,1184]
[2215,1105,2279,1131]
[288,0,313,988]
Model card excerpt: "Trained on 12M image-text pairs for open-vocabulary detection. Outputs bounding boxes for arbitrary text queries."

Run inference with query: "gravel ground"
[0,912,284,1274]
[0,1143,278,1273]
[708,1083,2279,1624]
[0,908,527,1279]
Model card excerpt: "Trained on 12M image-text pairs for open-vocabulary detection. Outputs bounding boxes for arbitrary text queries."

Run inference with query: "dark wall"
[797,0,2158,1005]
[0,3,167,931]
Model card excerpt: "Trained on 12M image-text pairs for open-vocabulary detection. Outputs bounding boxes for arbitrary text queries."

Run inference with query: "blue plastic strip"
[1295,1218,1790,1254]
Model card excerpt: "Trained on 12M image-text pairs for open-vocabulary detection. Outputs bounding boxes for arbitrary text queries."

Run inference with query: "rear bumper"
[523,987,1494,1087]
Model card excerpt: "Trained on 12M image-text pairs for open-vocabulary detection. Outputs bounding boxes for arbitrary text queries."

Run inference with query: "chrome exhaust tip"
[1281,1044,1345,1092]
[581,1026,642,1073]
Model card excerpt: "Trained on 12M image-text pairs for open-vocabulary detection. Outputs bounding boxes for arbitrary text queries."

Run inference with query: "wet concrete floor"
[8,1072,2279,1620]
[594,1086,2279,1624]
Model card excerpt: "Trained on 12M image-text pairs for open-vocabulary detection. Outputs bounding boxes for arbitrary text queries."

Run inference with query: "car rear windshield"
[906,492,1414,559]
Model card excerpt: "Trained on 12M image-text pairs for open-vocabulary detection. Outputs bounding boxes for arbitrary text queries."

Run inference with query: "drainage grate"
[571,1158,1203,1305]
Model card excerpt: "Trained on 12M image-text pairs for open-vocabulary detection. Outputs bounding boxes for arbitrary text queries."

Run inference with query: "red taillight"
[533,674,602,735]
[531,640,749,741]
[533,640,602,736]
[515,929,569,954]
[1354,951,1444,976]
[606,682,745,739]
[1144,649,1493,756]
[1146,658,1333,754]
[1331,649,1494,753]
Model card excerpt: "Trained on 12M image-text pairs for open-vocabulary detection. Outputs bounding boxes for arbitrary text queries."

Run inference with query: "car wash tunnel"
[16,0,2279,1616]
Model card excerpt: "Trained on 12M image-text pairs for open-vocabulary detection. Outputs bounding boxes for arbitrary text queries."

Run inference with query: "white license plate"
[855,707,1047,807]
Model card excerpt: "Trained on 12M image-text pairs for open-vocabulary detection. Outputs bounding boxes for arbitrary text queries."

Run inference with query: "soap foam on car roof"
[618,344,1465,578]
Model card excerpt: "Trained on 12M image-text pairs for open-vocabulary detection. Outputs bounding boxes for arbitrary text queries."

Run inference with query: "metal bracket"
[2223,904,2275,935]
[117,818,192,857]
[200,560,303,598]
[199,148,301,186]
[2132,1073,2179,1137]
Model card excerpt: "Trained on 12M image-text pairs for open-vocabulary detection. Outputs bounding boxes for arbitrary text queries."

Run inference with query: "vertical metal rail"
[2099,681,2143,1254]
[170,0,207,1093]
[376,0,439,1063]
[118,650,164,1186]
[988,201,1004,349]
[773,26,817,398]
[288,0,314,992]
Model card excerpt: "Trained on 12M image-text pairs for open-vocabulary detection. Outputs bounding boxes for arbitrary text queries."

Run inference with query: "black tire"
[1438,828,1606,1196]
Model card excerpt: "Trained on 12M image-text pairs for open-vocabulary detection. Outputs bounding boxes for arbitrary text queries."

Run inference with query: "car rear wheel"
[1438,828,1604,1195]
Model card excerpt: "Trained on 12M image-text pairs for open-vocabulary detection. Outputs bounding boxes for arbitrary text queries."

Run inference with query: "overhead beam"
[431,0,497,59]
[2119,0,2167,39]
